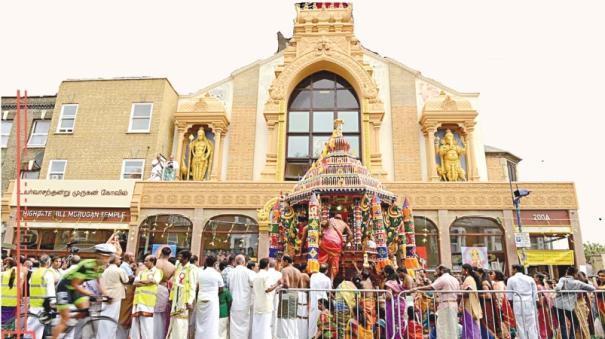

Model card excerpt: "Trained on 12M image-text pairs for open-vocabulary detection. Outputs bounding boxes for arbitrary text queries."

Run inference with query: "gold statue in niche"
[436,129,467,181]
[182,129,214,181]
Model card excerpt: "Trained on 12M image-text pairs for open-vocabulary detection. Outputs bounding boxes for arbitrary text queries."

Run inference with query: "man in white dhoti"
[25,255,55,339]
[154,246,175,339]
[229,254,254,339]
[276,255,301,339]
[168,250,196,339]
[99,255,128,339]
[267,258,282,334]
[195,255,224,339]
[507,264,538,339]
[309,263,331,339]
[130,255,162,339]
[297,264,310,339]
[252,258,281,339]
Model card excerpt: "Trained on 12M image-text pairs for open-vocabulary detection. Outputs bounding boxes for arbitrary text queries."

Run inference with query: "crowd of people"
[2,246,605,339]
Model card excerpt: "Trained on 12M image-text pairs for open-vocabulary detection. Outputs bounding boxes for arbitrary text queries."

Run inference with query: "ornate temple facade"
[1,3,582,276]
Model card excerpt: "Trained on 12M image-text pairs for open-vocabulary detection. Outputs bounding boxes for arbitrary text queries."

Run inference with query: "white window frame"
[127,103,153,133]
[56,104,78,133]
[27,119,51,148]
[47,160,67,180]
[1,120,13,148]
[120,159,145,180]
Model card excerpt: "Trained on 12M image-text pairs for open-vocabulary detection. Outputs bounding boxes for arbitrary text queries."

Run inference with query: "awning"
[16,222,129,230]
[519,249,575,266]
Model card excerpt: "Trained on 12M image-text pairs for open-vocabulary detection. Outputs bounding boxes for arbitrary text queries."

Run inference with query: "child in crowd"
[315,298,336,339]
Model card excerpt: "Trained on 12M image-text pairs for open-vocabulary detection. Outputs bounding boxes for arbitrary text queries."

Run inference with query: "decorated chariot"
[265,120,421,278]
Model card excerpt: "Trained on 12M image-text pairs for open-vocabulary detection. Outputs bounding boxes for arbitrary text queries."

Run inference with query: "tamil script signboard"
[11,180,135,208]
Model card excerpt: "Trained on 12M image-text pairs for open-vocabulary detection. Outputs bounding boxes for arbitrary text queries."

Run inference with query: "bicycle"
[19,295,116,339]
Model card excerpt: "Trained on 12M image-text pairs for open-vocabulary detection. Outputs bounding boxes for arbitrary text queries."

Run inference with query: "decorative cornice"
[134,181,578,211]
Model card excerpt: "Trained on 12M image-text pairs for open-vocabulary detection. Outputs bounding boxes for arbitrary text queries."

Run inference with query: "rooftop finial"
[333,118,344,137]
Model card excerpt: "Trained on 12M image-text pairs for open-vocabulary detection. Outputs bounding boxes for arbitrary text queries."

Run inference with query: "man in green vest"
[130,255,162,339]
[25,254,54,339]
[1,257,20,331]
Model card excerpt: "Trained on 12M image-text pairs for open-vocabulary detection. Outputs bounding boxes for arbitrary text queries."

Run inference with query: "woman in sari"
[477,268,500,339]
[384,265,406,339]
[575,271,594,338]
[335,276,358,338]
[594,270,605,338]
[461,264,482,339]
[534,273,555,339]
[490,270,514,339]
[346,305,374,339]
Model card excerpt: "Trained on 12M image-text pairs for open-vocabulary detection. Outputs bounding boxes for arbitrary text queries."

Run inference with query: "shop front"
[2,180,134,257]
[516,210,575,278]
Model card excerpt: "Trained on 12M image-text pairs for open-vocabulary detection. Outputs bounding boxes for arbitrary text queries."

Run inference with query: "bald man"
[154,246,176,339]
[228,255,254,338]
[276,255,301,339]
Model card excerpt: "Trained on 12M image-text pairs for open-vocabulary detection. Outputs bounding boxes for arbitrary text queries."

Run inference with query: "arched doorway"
[201,215,259,261]
[285,71,361,180]
[450,217,506,272]
[414,216,440,269]
[137,214,193,259]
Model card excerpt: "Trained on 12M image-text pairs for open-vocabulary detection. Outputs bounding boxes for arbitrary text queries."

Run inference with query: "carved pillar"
[367,110,386,179]
[502,209,519,272]
[191,208,204,257]
[175,124,187,176]
[209,126,225,181]
[437,209,452,268]
[465,125,479,181]
[257,208,271,258]
[424,126,439,181]
[570,209,586,265]
[261,111,282,180]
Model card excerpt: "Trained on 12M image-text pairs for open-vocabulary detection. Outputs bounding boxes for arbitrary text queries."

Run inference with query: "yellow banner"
[519,249,575,265]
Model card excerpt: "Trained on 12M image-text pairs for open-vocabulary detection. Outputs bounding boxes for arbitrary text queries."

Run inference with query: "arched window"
[450,217,506,272]
[137,214,192,259]
[285,71,360,180]
[202,215,259,260]
[414,216,440,268]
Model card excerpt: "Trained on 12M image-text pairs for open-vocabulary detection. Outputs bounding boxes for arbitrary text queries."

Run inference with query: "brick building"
[1,95,56,191]
[1,3,583,276]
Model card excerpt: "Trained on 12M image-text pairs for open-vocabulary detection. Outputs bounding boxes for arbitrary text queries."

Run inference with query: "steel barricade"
[272,287,395,339]
[395,289,529,339]
[537,289,605,339]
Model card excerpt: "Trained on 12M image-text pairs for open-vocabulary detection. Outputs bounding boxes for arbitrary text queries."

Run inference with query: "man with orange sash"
[318,214,352,279]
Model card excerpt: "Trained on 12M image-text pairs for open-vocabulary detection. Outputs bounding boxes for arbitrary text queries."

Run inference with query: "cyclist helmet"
[94,243,116,256]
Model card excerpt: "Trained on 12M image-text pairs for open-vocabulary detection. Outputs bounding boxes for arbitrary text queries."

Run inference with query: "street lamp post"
[512,188,530,273]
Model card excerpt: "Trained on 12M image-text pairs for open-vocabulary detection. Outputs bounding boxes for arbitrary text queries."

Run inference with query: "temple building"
[1,3,583,276]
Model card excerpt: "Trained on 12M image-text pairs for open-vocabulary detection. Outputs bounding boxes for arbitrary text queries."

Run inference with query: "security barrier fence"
[272,288,605,339]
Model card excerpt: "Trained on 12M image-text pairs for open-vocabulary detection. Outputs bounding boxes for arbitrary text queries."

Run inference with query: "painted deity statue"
[188,131,213,181]
[436,129,467,181]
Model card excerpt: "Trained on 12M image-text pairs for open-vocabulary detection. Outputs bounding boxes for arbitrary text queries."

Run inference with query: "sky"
[2,1,604,242]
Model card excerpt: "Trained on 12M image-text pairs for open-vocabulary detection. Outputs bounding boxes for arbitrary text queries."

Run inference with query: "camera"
[66,241,80,255]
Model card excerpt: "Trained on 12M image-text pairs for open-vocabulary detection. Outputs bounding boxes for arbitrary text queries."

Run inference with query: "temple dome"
[286,119,396,204]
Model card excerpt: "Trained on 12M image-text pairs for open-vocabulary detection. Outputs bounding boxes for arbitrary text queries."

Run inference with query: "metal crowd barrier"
[272,287,605,339]
[535,289,605,339]
[395,289,527,339]
[272,287,395,339]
